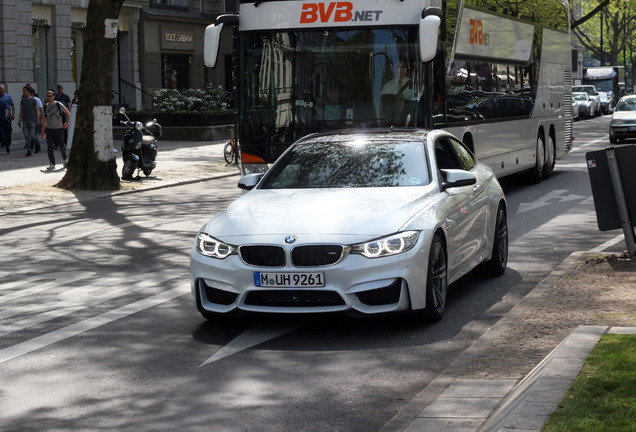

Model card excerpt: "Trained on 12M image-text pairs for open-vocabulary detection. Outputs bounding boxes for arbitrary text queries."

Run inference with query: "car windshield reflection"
[615,98,636,112]
[259,139,430,189]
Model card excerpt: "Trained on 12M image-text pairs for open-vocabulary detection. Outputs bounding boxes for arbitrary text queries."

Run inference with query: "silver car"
[573,85,601,116]
[190,129,507,321]
[609,95,636,143]
[573,92,595,119]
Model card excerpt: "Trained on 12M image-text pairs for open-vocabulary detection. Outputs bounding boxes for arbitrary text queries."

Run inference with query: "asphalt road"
[0,115,627,432]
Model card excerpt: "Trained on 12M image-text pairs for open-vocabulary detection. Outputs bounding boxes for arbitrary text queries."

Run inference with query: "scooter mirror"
[119,107,126,114]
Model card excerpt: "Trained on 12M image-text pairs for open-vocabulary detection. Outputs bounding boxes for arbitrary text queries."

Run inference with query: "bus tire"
[527,134,545,184]
[543,133,556,179]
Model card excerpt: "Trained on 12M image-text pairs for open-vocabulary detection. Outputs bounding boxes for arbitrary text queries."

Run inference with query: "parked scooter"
[118,107,161,180]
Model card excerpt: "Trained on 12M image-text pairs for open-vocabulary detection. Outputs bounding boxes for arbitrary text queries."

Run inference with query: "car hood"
[612,112,636,121]
[203,186,437,241]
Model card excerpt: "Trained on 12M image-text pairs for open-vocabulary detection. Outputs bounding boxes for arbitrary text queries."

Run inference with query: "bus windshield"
[240,27,425,163]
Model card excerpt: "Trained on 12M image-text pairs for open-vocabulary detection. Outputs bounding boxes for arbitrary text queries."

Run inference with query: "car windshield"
[573,86,595,96]
[615,98,636,112]
[259,138,430,189]
[573,93,588,101]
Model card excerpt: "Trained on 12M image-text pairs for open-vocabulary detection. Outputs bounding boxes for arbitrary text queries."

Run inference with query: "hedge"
[116,110,236,127]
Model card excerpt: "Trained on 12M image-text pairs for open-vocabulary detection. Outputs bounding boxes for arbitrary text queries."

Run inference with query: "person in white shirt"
[41,90,71,170]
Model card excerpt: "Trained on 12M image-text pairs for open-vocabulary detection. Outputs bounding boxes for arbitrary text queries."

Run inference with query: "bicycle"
[223,127,239,164]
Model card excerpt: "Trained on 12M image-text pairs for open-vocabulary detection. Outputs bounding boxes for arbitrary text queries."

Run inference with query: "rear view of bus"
[205,0,572,181]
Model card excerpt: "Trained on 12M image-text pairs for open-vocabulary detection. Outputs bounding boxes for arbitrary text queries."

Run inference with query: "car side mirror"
[238,173,265,191]
[440,169,477,190]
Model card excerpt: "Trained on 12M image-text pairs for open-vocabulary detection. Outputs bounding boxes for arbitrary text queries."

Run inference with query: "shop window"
[72,26,85,85]
[162,54,191,90]
[32,25,49,94]
[225,0,238,12]
[150,0,188,8]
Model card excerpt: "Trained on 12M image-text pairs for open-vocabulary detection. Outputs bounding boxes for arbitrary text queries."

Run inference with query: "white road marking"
[0,284,189,364]
[0,272,185,336]
[199,321,303,367]
[0,272,95,302]
[516,189,585,214]
[588,234,626,253]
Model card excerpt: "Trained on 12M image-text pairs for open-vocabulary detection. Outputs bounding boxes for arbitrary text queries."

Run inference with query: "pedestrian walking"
[0,97,9,151]
[54,84,72,148]
[41,90,70,170]
[0,85,15,153]
[23,84,43,152]
[17,86,40,156]
[71,90,79,106]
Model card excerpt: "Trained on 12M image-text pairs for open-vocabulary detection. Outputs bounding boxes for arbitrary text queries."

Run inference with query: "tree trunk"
[57,0,125,191]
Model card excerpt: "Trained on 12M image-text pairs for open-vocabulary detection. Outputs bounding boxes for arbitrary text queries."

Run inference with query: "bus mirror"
[204,23,224,68]
[419,15,441,62]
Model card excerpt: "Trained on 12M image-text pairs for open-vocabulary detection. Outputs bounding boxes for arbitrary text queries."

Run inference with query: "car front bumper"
[609,124,636,139]
[189,234,433,316]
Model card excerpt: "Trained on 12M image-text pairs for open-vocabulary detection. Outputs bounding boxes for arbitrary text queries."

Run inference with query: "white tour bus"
[205,0,573,182]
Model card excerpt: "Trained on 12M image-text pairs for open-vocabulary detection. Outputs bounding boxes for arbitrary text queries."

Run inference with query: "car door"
[434,136,489,280]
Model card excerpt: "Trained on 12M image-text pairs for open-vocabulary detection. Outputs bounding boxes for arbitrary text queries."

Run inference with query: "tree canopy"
[572,0,635,67]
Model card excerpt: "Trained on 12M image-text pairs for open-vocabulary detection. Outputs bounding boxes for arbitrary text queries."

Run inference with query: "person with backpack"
[41,90,70,170]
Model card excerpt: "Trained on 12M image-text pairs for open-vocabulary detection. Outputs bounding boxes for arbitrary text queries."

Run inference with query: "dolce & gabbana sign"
[161,25,195,50]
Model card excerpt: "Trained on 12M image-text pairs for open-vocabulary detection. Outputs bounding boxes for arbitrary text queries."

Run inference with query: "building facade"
[0,0,235,111]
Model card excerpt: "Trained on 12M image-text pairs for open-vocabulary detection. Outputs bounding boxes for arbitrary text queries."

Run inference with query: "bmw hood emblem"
[285,235,297,244]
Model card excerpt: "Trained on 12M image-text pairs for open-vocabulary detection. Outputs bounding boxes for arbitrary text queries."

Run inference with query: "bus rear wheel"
[527,134,545,184]
[543,134,555,179]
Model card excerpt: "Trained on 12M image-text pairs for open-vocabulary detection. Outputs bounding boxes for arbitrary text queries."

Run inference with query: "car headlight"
[195,233,237,259]
[611,119,623,125]
[351,231,420,258]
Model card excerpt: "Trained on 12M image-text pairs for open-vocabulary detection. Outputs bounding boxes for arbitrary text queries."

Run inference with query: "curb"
[380,251,589,432]
[0,171,240,217]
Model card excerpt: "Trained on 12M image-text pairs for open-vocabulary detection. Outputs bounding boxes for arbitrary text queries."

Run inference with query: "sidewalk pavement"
[393,251,636,432]
[2,140,635,432]
[0,139,240,215]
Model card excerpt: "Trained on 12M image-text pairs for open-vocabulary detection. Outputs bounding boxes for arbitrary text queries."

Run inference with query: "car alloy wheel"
[477,205,508,276]
[422,234,447,322]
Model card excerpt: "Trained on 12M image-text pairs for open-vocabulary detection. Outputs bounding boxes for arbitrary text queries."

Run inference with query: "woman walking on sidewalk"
[41,90,70,170]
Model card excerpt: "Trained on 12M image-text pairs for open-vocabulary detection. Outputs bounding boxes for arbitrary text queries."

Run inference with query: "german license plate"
[254,272,325,288]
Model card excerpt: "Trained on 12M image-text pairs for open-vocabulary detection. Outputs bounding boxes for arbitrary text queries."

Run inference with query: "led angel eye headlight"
[195,233,237,259]
[352,231,419,258]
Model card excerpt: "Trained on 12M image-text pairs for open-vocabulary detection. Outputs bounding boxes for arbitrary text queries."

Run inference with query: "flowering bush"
[151,87,231,112]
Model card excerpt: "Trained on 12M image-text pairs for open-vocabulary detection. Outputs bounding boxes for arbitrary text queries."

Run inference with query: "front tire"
[421,234,447,322]
[142,168,153,177]
[122,159,135,180]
